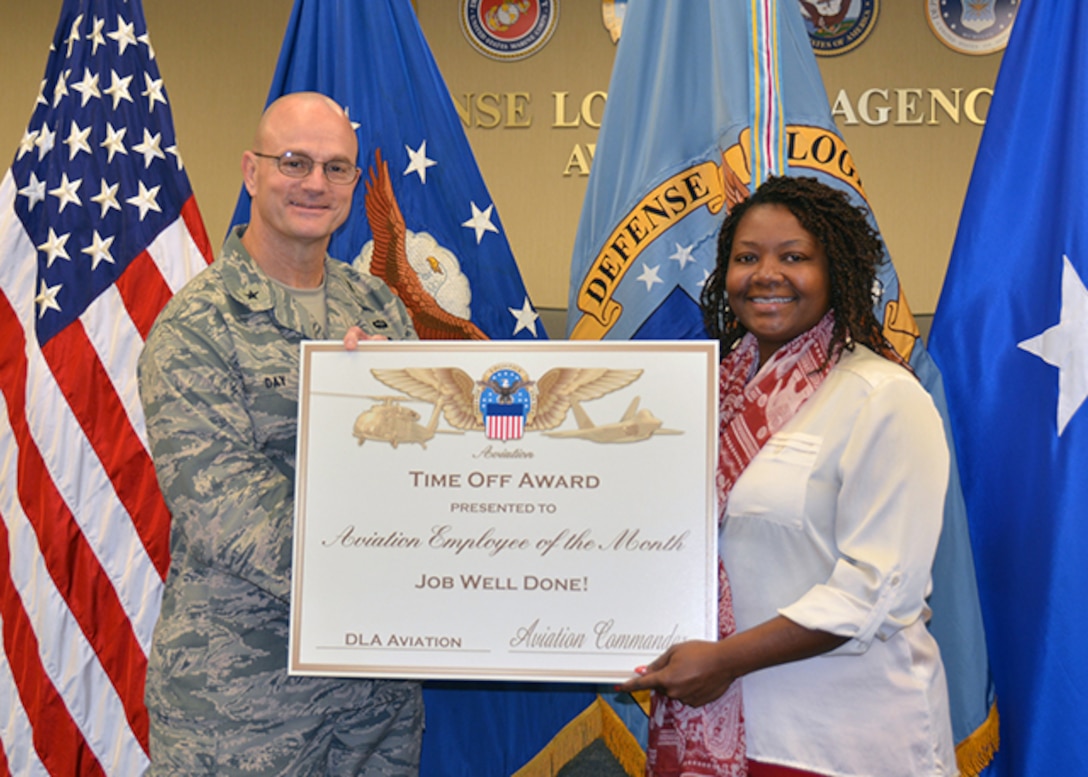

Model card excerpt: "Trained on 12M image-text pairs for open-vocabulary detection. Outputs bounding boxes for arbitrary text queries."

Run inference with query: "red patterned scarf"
[646,312,836,777]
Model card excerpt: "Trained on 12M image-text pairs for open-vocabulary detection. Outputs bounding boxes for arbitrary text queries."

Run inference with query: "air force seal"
[927,0,1019,55]
[460,0,559,62]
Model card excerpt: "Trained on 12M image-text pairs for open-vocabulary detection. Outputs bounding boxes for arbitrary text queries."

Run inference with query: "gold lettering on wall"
[831,87,993,126]
[563,144,596,176]
[452,86,990,187]
[552,91,607,128]
[895,89,925,126]
[506,92,532,128]
[453,92,535,128]
[453,88,991,132]
[454,88,992,133]
[928,88,962,124]
[963,87,991,125]
[552,91,579,127]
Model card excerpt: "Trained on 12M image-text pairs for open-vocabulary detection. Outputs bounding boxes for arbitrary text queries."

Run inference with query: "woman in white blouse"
[622,176,956,777]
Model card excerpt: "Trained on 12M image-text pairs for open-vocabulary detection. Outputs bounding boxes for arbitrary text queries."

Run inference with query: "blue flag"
[929,1,1088,774]
[569,1,997,772]
[230,0,543,341]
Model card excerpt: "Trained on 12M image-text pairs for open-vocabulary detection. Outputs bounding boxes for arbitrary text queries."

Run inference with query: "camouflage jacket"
[138,227,421,774]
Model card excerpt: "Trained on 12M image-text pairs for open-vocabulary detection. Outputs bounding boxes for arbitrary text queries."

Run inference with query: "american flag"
[0,0,212,774]
[484,404,525,441]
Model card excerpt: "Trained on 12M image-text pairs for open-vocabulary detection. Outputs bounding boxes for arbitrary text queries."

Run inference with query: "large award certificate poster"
[289,340,719,682]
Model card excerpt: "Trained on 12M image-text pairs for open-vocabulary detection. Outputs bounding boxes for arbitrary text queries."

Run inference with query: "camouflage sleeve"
[138,312,294,602]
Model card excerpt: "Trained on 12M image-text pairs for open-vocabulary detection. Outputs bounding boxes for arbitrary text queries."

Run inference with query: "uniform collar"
[219,225,325,337]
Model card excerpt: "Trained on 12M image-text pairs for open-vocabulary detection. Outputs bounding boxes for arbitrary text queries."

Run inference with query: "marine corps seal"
[460,0,559,62]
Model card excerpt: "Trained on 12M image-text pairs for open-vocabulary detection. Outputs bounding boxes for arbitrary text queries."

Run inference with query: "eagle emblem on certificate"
[352,364,680,446]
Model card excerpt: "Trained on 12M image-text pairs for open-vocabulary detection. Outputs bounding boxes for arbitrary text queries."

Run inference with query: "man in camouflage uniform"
[138,92,422,775]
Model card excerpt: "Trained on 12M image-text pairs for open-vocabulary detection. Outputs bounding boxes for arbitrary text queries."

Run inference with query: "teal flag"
[568,1,997,772]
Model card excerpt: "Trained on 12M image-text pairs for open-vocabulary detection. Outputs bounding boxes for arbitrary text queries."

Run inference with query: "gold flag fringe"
[600,694,649,776]
[956,701,999,777]
[513,691,994,775]
[512,695,647,777]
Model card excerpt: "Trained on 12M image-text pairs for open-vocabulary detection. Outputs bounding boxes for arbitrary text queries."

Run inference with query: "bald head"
[240,91,361,282]
[253,92,358,161]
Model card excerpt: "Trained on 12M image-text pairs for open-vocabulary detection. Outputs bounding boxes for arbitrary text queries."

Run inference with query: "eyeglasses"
[251,151,360,185]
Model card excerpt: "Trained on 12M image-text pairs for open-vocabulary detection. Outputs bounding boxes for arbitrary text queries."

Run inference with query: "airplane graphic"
[542,397,682,443]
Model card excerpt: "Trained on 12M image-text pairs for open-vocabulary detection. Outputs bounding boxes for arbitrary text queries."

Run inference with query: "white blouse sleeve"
[778,375,949,653]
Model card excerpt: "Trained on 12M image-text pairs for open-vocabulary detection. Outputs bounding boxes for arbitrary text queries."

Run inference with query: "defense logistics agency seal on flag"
[461,0,559,62]
[927,0,1019,55]
[799,0,879,56]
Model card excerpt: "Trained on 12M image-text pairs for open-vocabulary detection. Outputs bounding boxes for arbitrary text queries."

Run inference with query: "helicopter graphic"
[351,395,460,449]
[542,396,683,444]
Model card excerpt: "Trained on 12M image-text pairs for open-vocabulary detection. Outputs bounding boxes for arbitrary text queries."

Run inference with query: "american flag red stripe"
[485,412,524,441]
[117,199,211,341]
[0,188,160,773]
[0,1,213,773]
[115,251,176,343]
[44,314,172,577]
[0,291,116,777]
[0,514,97,777]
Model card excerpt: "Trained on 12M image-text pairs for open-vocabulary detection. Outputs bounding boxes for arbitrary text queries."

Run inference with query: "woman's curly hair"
[701,175,895,362]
